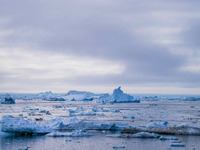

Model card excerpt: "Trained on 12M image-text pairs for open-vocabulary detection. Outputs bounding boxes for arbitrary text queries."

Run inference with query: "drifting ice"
[47,130,93,137]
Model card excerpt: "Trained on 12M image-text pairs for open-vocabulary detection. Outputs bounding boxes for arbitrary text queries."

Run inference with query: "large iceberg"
[0,116,52,135]
[98,87,140,103]
[63,90,99,101]
[35,91,65,101]
[0,94,15,104]
[47,117,131,131]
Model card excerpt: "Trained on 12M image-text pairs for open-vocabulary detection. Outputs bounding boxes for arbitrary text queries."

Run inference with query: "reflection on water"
[1,133,200,150]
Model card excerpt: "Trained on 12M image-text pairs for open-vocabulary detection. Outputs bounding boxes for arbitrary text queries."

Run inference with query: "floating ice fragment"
[106,134,122,138]
[113,145,125,149]
[170,143,185,147]
[132,132,160,138]
[159,136,178,141]
[145,121,168,128]
[47,130,93,137]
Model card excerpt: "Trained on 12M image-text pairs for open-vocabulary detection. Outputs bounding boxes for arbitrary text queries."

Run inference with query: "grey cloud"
[0,0,200,92]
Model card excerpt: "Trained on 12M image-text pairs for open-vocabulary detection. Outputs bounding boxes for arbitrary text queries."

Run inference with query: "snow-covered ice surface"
[1,98,200,149]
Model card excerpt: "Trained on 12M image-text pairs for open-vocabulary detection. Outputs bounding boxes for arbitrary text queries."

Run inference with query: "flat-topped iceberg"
[0,94,15,104]
[35,91,65,101]
[1,116,52,135]
[64,90,100,101]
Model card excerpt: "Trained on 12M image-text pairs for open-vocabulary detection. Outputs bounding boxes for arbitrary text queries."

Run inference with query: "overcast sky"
[0,0,200,94]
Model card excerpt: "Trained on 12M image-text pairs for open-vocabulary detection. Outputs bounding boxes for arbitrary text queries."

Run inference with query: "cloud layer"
[0,0,200,94]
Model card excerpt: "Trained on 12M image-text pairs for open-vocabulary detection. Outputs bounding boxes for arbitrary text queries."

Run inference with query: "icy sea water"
[1,100,200,150]
[1,133,200,150]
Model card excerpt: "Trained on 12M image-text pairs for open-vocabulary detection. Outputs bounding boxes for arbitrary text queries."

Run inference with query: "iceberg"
[111,87,134,103]
[98,87,140,104]
[35,91,65,101]
[64,90,99,101]
[0,94,15,104]
[1,116,52,135]
[47,117,132,131]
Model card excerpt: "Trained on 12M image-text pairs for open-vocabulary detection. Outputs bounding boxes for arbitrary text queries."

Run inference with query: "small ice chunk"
[170,143,185,147]
[113,145,125,149]
[18,147,30,150]
[133,132,160,138]
[145,121,168,128]
[106,134,122,138]
[0,131,14,137]
[159,136,178,141]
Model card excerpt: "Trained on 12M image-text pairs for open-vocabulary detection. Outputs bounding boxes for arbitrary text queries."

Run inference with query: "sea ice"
[47,130,93,137]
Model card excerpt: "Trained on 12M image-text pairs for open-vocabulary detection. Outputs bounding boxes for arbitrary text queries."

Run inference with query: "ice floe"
[113,145,125,149]
[159,135,178,140]
[170,143,185,147]
[47,130,93,137]
[131,132,160,138]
